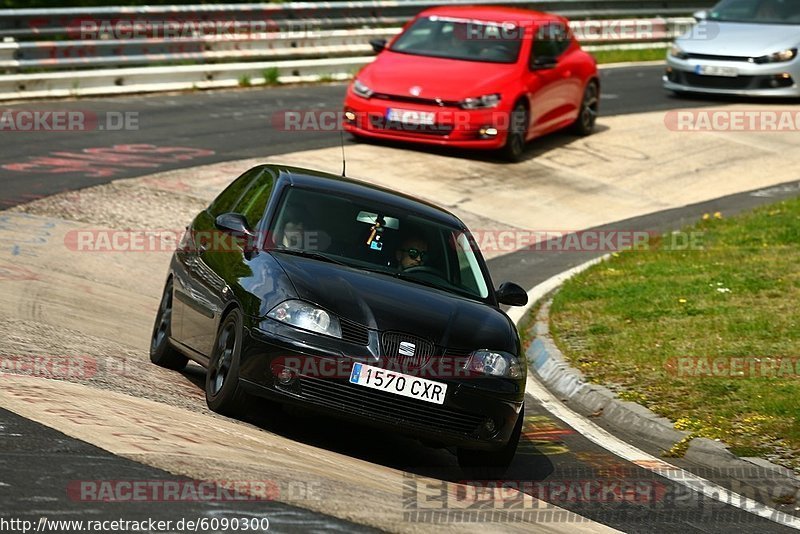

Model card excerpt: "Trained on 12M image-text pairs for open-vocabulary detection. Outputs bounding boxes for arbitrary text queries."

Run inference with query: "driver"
[276,205,309,249]
[396,236,429,270]
[756,0,782,19]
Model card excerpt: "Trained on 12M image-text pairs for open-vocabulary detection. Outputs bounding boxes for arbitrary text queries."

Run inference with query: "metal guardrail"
[0,1,709,101]
[0,1,707,38]
[0,19,694,70]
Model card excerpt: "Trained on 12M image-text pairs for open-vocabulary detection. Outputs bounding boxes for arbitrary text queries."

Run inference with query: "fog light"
[483,417,496,434]
[277,367,295,385]
[478,126,498,138]
[767,73,794,88]
[344,110,356,121]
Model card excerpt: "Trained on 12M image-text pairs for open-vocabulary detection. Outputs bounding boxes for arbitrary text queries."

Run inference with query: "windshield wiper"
[272,248,347,266]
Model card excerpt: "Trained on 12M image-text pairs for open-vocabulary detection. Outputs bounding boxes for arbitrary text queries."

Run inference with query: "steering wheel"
[403,265,446,278]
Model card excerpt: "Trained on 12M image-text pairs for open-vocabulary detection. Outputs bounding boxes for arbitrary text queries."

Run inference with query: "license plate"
[695,65,738,77]
[349,363,447,405]
[386,108,435,126]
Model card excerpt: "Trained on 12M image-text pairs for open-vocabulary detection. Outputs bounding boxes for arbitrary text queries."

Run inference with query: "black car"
[150,164,529,475]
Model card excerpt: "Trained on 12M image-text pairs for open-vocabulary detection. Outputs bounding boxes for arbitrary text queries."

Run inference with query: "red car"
[342,6,599,161]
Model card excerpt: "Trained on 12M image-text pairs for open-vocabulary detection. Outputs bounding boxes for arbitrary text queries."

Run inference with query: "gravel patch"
[9,181,207,230]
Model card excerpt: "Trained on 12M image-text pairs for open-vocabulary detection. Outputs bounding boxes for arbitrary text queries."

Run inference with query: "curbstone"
[527,296,691,452]
[524,286,800,503]
[683,437,740,465]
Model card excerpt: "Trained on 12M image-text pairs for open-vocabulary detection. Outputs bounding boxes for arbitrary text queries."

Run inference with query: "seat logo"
[398,341,416,357]
[409,86,422,96]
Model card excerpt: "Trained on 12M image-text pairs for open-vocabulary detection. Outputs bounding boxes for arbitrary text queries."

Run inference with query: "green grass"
[262,67,281,86]
[546,199,800,471]
[590,47,668,64]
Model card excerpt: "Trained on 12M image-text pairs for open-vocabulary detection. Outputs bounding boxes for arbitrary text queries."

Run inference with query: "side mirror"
[530,55,558,70]
[370,38,387,53]
[496,282,528,307]
[693,9,708,21]
[215,213,257,255]
[215,212,255,238]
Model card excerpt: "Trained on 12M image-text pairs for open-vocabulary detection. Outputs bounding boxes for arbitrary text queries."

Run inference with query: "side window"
[530,22,569,67]
[208,167,263,218]
[454,233,488,298]
[235,171,275,229]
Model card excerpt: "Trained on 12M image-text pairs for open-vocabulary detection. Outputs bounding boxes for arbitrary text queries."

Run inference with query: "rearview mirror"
[496,282,528,307]
[370,39,387,53]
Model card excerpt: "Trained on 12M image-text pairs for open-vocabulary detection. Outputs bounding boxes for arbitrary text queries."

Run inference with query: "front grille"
[298,374,484,436]
[685,53,751,62]
[372,92,459,108]
[381,332,436,369]
[683,73,753,89]
[443,346,472,365]
[340,319,369,346]
[443,347,473,357]
[369,115,453,136]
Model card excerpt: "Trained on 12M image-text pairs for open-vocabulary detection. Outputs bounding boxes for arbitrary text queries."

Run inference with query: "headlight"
[753,48,797,64]
[266,300,342,338]
[352,79,373,98]
[459,93,501,109]
[465,349,523,379]
[669,45,689,60]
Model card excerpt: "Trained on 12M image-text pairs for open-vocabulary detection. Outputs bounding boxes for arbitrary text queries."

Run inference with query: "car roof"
[417,5,564,25]
[264,164,466,228]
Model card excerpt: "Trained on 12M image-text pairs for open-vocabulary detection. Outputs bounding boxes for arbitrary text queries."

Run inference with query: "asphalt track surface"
[0,64,713,210]
[1,64,799,533]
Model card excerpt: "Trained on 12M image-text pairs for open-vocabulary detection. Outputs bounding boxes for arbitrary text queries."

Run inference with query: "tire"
[205,308,249,417]
[457,404,524,479]
[571,81,599,136]
[500,103,529,162]
[150,279,189,370]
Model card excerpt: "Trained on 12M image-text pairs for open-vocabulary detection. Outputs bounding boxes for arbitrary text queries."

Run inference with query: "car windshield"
[708,0,800,24]
[390,16,523,63]
[268,187,491,301]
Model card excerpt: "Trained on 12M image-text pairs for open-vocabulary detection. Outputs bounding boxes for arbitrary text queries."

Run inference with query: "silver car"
[664,0,800,97]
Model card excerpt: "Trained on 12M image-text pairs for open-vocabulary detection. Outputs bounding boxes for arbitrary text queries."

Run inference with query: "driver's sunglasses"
[403,248,428,261]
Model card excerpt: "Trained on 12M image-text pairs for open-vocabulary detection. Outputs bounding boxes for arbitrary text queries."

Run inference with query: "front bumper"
[239,323,524,450]
[342,94,511,150]
[663,55,800,97]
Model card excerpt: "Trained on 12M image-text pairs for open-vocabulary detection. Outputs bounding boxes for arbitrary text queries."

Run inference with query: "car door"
[178,167,272,357]
[525,21,575,134]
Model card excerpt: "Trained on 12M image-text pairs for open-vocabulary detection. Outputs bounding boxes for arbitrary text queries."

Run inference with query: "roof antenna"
[339,126,347,177]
